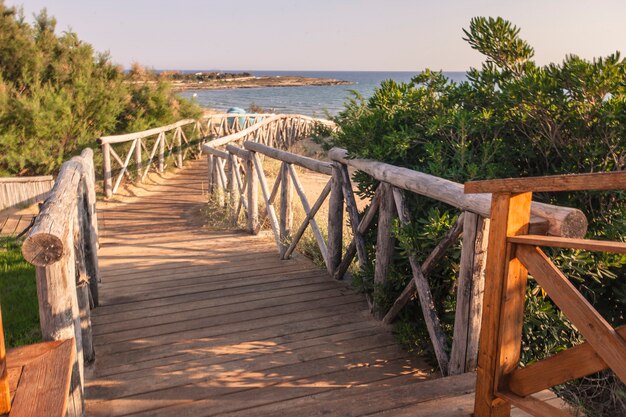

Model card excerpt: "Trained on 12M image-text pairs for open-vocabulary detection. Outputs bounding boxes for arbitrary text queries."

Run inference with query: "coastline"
[170,75,353,91]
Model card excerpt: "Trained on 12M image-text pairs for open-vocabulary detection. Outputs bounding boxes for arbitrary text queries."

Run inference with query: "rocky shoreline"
[170,75,352,91]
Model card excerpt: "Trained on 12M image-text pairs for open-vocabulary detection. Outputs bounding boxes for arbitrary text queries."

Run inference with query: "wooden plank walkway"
[86,160,561,416]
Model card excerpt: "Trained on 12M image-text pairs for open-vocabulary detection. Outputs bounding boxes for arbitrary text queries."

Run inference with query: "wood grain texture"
[474,192,532,417]
[509,234,626,254]
[327,163,344,277]
[465,170,626,193]
[517,245,626,385]
[373,183,395,319]
[449,212,488,376]
[7,339,75,417]
[509,324,626,397]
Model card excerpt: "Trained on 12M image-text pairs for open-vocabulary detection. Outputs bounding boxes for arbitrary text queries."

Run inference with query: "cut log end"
[556,209,588,239]
[22,234,65,266]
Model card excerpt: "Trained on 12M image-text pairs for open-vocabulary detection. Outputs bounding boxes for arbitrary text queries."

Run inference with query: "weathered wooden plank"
[373,183,395,319]
[243,141,333,175]
[509,234,626,254]
[449,212,488,375]
[517,244,626,385]
[496,390,574,417]
[465,170,626,193]
[327,162,344,276]
[474,192,531,417]
[7,339,75,417]
[334,187,382,280]
[508,325,626,396]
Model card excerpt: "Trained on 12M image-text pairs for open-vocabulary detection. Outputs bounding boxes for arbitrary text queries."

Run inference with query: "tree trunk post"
[327,162,344,277]
[176,128,183,168]
[449,212,489,375]
[35,206,85,417]
[246,157,259,234]
[158,132,165,173]
[102,143,112,199]
[279,162,293,253]
[134,138,142,180]
[373,182,396,320]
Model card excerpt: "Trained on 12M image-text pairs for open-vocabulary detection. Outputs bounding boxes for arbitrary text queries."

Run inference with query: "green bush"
[327,16,626,415]
[0,3,201,176]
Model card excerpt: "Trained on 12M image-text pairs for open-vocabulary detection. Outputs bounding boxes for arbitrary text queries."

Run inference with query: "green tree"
[327,16,626,415]
[0,2,201,176]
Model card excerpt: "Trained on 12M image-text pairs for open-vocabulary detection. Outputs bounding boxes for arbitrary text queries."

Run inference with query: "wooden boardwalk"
[86,160,559,417]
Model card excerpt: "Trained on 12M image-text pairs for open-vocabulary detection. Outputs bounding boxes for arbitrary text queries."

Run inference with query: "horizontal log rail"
[19,148,100,417]
[327,147,590,379]
[98,113,273,198]
[466,173,626,417]
[200,113,331,210]
[200,132,592,382]
[329,148,587,239]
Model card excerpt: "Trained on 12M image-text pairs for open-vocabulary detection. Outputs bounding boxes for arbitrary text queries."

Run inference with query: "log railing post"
[246,156,259,234]
[72,150,99,306]
[176,128,183,168]
[279,162,293,250]
[327,162,344,277]
[134,138,142,180]
[35,216,85,416]
[207,154,215,196]
[474,192,532,417]
[449,212,489,375]
[373,182,396,319]
[73,187,95,365]
[228,154,237,220]
[102,143,112,199]
[158,132,165,173]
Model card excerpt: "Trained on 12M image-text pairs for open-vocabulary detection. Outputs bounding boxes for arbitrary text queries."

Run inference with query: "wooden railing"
[201,116,589,379]
[97,113,271,198]
[326,147,588,377]
[20,148,100,417]
[201,113,332,206]
[0,175,54,212]
[465,172,626,417]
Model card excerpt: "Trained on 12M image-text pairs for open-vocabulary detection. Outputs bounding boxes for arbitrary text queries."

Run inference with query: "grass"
[0,236,41,348]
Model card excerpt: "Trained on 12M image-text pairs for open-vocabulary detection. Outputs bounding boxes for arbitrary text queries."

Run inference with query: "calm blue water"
[177,71,467,117]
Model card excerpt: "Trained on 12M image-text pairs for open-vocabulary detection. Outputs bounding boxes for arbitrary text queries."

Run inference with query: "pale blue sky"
[9,0,626,71]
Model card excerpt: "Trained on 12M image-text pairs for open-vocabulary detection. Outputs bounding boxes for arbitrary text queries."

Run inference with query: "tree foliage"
[327,16,626,414]
[0,3,201,176]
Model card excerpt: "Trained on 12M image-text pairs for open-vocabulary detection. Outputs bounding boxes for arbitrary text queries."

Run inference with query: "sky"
[8,0,626,71]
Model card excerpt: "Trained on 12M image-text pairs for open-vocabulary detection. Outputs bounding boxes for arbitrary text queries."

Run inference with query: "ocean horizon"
[176,70,467,117]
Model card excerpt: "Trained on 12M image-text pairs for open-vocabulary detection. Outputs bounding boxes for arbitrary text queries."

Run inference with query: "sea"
[176,71,467,117]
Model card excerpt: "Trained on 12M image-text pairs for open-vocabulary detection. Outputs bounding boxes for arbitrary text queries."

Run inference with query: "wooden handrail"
[465,170,626,193]
[97,119,195,144]
[465,173,626,417]
[329,147,587,238]
[243,141,332,175]
[19,148,100,417]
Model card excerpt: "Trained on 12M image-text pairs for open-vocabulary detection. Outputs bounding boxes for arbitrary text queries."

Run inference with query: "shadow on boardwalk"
[86,160,442,417]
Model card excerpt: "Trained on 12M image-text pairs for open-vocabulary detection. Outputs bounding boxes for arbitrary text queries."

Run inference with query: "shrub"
[0,3,202,176]
[326,16,626,414]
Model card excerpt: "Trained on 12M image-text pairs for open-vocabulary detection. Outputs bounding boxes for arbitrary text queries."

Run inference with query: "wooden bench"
[0,308,74,417]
